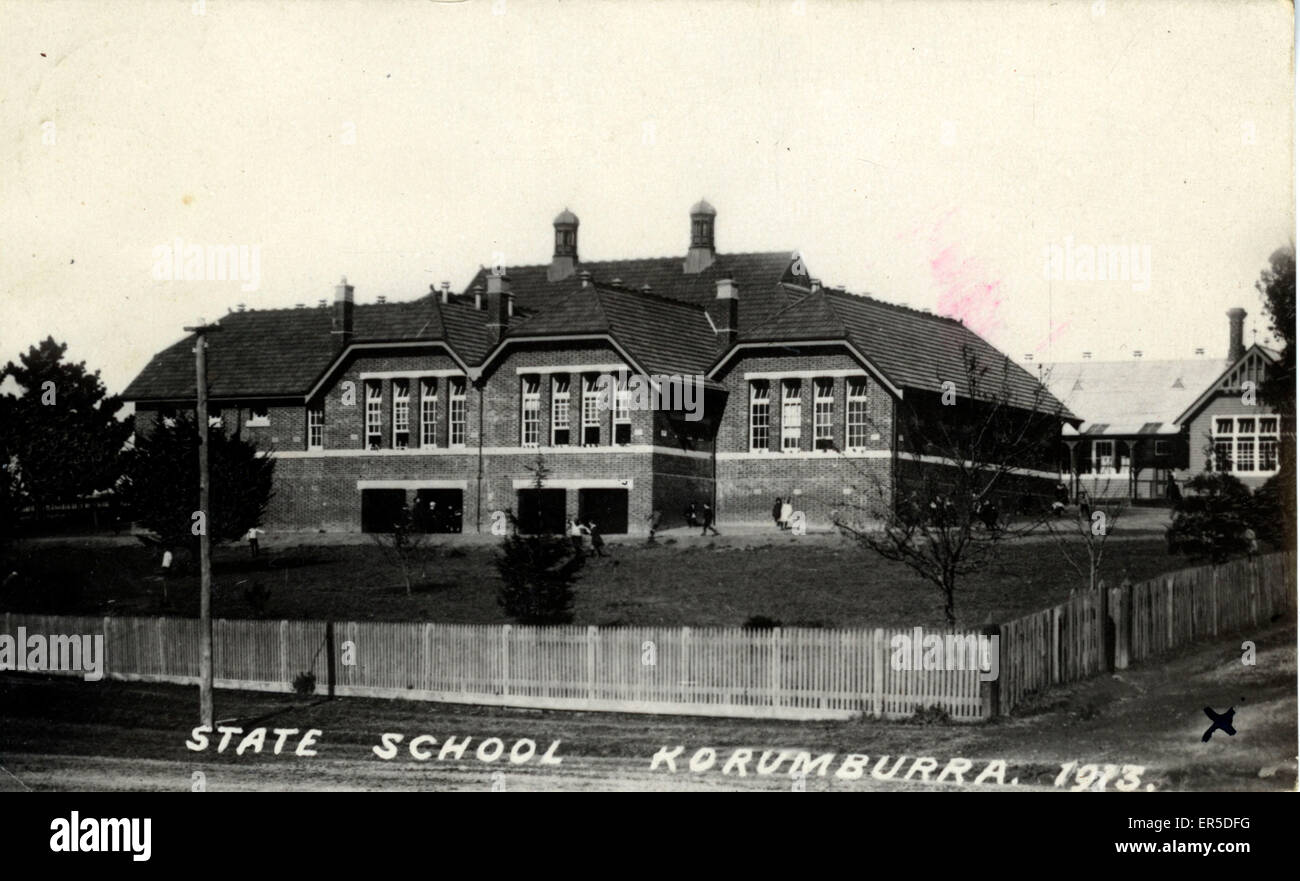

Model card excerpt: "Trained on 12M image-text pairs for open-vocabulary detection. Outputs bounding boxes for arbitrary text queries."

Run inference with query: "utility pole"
[184,320,222,728]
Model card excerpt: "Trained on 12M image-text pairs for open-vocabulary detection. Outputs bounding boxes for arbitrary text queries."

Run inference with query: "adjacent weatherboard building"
[1043,308,1283,501]
[123,203,1071,535]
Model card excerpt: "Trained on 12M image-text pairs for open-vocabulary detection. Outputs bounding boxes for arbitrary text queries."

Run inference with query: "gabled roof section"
[460,251,806,333]
[738,287,848,342]
[496,282,720,378]
[1042,356,1230,436]
[122,296,479,402]
[1173,344,1280,425]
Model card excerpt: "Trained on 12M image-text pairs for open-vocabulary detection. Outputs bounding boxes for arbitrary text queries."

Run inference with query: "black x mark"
[1202,706,1237,742]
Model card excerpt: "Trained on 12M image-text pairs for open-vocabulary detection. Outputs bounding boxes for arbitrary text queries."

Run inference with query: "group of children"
[566,519,607,557]
[770,497,796,530]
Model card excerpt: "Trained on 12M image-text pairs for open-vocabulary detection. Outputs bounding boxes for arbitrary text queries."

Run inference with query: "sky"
[0,0,1294,400]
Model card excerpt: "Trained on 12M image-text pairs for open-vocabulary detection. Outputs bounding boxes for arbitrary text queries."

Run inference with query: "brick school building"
[123,201,1070,535]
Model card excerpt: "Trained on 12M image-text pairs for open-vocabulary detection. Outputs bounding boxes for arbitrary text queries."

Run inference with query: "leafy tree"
[118,411,274,552]
[1254,246,1296,550]
[1166,472,1252,563]
[835,345,1063,625]
[495,454,582,624]
[0,337,132,525]
[1257,246,1295,418]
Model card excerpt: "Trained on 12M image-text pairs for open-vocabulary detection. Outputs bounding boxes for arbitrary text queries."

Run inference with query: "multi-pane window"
[846,377,870,450]
[749,381,770,452]
[1091,440,1115,473]
[1154,440,1170,456]
[813,378,834,450]
[1212,418,1234,471]
[307,405,323,450]
[420,379,438,447]
[781,380,801,452]
[364,381,382,449]
[613,375,632,445]
[1259,417,1279,471]
[1211,415,1280,474]
[208,408,222,430]
[552,376,571,446]
[247,406,270,427]
[448,378,467,447]
[582,374,601,446]
[1236,417,1255,472]
[521,375,541,447]
[392,379,410,449]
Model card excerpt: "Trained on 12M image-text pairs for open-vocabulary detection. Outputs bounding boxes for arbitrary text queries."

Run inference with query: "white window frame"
[781,379,802,453]
[813,378,834,450]
[307,405,324,450]
[392,379,410,449]
[448,377,467,448]
[420,379,438,448]
[208,408,222,430]
[246,406,270,428]
[521,375,541,447]
[1091,439,1115,474]
[581,374,601,446]
[613,374,632,445]
[1210,414,1279,475]
[749,380,770,452]
[364,380,383,449]
[551,375,571,446]
[846,377,869,451]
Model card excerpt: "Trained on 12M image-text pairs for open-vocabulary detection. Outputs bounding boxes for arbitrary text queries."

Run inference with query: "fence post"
[500,624,511,696]
[157,618,167,676]
[1165,579,1174,650]
[103,617,112,680]
[1110,584,1129,670]
[586,625,597,703]
[133,618,143,676]
[1096,581,1109,674]
[1050,606,1061,684]
[872,628,884,719]
[980,623,1001,719]
[770,627,781,710]
[680,627,690,703]
[279,620,289,688]
[1210,567,1219,636]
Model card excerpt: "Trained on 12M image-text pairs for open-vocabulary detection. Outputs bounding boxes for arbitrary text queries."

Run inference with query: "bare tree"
[834,345,1065,626]
[1044,476,1125,593]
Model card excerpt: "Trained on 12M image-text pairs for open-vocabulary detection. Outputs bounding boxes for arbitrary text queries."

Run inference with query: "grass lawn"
[0,528,1205,629]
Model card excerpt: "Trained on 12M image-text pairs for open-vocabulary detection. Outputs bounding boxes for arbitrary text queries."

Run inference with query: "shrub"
[292,671,316,696]
[1166,472,1252,563]
[495,533,583,625]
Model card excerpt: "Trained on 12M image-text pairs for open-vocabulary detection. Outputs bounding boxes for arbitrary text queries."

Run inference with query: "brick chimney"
[715,276,738,348]
[331,276,354,338]
[549,208,579,282]
[486,274,513,342]
[1227,307,1247,362]
[684,199,717,274]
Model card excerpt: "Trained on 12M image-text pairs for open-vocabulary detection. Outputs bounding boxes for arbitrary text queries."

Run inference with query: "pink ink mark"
[930,245,1005,341]
[1034,321,1072,354]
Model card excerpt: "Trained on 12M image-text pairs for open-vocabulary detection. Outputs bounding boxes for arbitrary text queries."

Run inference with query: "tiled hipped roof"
[123,248,1070,418]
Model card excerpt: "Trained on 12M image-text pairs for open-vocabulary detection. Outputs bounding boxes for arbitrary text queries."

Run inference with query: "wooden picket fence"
[996,552,1296,715]
[5,554,1291,723]
[0,613,988,722]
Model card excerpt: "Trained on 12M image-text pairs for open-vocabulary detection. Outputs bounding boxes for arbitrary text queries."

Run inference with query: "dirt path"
[1,620,1294,792]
